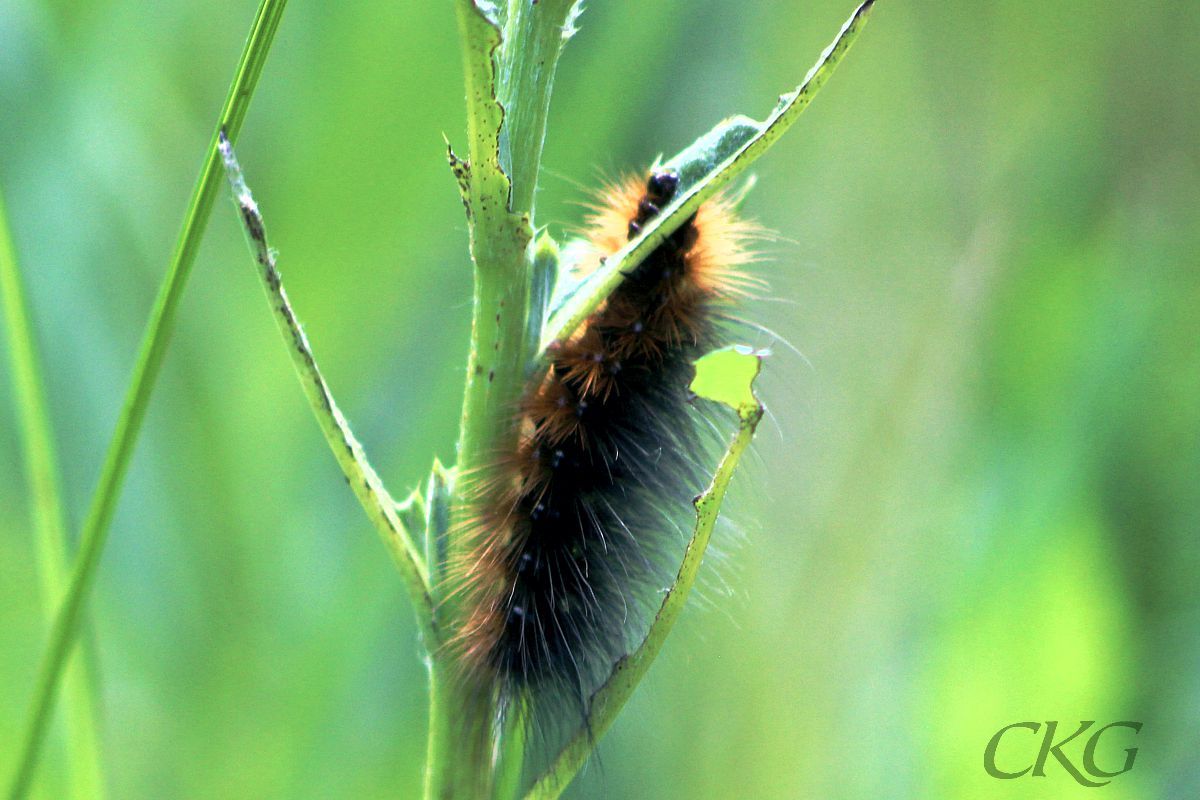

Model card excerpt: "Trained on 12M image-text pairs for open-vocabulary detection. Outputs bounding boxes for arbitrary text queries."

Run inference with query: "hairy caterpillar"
[449,168,757,726]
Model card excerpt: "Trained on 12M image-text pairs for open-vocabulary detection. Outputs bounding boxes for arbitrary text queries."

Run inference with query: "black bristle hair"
[449,168,756,745]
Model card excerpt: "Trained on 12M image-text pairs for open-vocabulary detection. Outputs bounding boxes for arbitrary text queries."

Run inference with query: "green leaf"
[423,458,455,604]
[542,0,878,353]
[525,347,766,800]
[659,115,762,194]
[395,489,428,546]
[690,345,767,415]
[526,231,560,373]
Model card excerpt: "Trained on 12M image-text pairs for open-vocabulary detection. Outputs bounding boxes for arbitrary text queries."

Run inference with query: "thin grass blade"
[0,188,106,799]
[4,3,289,796]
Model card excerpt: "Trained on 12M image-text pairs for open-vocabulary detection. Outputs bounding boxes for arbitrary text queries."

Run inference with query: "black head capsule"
[628,170,681,241]
[646,170,679,205]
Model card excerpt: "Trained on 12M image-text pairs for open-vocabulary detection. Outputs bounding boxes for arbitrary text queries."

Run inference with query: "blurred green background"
[1,1,1196,798]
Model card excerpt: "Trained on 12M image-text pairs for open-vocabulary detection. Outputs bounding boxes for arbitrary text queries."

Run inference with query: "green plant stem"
[217,134,436,646]
[431,4,532,799]
[428,1,582,796]
[447,0,537,519]
[526,351,766,800]
[4,3,288,797]
[497,0,579,217]
[0,190,106,799]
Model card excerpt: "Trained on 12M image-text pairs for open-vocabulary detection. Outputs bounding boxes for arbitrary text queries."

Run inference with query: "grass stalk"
[4,3,289,796]
[0,189,106,799]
